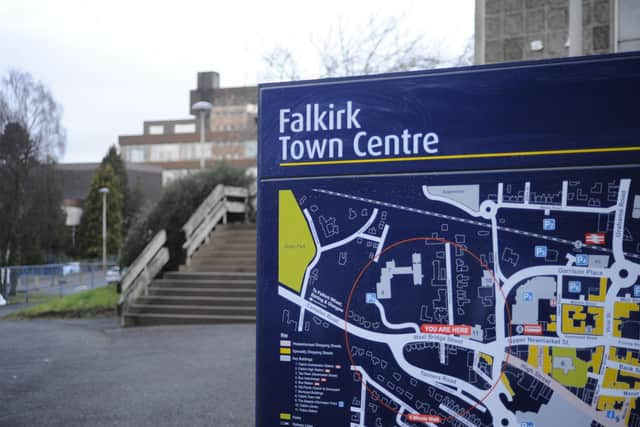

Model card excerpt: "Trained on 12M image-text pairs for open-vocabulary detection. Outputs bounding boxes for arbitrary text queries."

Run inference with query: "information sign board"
[256,53,640,427]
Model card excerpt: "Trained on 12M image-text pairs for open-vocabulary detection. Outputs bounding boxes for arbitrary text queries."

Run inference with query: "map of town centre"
[271,166,640,427]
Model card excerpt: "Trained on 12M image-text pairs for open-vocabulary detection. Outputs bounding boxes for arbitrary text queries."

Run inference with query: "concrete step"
[208,239,256,246]
[164,271,256,281]
[122,222,257,327]
[213,228,256,235]
[191,256,256,266]
[186,259,256,267]
[190,256,255,265]
[191,248,256,262]
[151,279,255,289]
[185,264,256,273]
[204,240,256,248]
[211,227,256,234]
[199,245,255,255]
[136,295,255,306]
[196,243,255,251]
[216,223,256,231]
[213,232,255,237]
[127,303,256,316]
[123,312,256,326]
[198,240,256,248]
[149,287,255,298]
[190,261,256,270]
[192,250,255,259]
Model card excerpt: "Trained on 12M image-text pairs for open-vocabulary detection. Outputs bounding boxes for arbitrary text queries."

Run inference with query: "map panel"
[258,167,640,427]
[256,54,640,427]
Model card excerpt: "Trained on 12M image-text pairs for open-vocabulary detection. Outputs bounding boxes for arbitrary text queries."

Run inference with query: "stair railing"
[119,182,255,324]
[118,230,169,323]
[248,181,257,219]
[182,184,249,266]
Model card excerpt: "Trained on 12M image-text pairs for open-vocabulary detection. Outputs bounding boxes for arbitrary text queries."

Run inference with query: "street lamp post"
[192,101,213,170]
[98,187,109,270]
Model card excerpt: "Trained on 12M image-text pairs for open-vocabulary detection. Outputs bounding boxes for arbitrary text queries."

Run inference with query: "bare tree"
[455,37,474,67]
[262,14,451,80]
[262,46,301,81]
[315,15,445,77]
[0,69,66,161]
[0,69,67,266]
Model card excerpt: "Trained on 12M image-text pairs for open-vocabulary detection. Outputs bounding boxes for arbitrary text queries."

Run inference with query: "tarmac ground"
[0,318,256,427]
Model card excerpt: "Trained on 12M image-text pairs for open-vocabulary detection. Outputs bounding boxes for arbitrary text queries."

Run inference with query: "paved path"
[0,318,256,427]
[0,302,36,316]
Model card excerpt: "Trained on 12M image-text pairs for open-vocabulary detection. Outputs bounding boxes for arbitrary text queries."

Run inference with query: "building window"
[174,123,196,134]
[148,125,164,135]
[131,148,145,162]
[618,0,640,52]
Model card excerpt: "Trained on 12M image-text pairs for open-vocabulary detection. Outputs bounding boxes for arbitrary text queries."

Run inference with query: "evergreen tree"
[77,164,123,259]
[101,145,139,234]
[0,122,67,265]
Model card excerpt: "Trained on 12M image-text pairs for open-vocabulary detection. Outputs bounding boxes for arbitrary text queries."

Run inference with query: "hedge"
[120,164,251,271]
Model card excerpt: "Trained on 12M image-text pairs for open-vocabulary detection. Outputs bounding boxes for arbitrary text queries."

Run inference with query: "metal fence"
[0,262,118,304]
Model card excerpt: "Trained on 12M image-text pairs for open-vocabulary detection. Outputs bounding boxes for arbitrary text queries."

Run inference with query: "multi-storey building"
[119,71,257,185]
[475,0,640,64]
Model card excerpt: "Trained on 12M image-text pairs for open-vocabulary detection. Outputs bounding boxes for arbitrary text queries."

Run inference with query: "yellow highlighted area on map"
[597,396,624,412]
[603,367,640,389]
[480,353,493,366]
[547,314,557,333]
[501,374,515,396]
[527,346,539,368]
[562,304,604,335]
[550,347,588,388]
[278,190,317,293]
[542,346,552,373]
[613,302,640,338]
[592,346,604,374]
[588,277,608,302]
[610,347,640,366]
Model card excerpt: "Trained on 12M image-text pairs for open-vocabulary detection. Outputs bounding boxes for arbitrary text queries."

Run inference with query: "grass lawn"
[7,292,54,305]
[3,284,119,319]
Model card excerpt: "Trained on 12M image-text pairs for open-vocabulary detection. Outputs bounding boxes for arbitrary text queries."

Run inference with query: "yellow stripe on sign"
[279,146,640,167]
[280,347,291,355]
[279,413,292,420]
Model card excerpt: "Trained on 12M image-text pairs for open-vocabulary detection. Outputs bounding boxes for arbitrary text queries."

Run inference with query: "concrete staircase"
[122,223,256,326]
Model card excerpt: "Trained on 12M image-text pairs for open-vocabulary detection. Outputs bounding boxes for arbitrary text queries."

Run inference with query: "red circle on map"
[343,237,513,424]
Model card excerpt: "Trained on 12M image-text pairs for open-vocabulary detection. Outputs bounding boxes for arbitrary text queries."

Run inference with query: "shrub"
[120,164,251,271]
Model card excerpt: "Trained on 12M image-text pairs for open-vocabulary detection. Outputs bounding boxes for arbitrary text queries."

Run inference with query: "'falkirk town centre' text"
[278,101,440,162]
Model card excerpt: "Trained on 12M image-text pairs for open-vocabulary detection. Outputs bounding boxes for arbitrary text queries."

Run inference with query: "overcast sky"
[0,0,474,163]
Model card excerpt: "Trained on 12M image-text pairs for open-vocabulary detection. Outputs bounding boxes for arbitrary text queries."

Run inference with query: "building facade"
[119,72,258,185]
[475,0,640,64]
[55,162,162,245]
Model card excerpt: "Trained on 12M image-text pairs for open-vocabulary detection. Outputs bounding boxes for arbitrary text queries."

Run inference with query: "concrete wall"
[476,0,614,64]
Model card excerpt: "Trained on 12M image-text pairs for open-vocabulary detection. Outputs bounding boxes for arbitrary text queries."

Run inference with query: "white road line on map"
[313,188,640,259]
[445,242,454,325]
[438,404,477,427]
[374,299,420,333]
